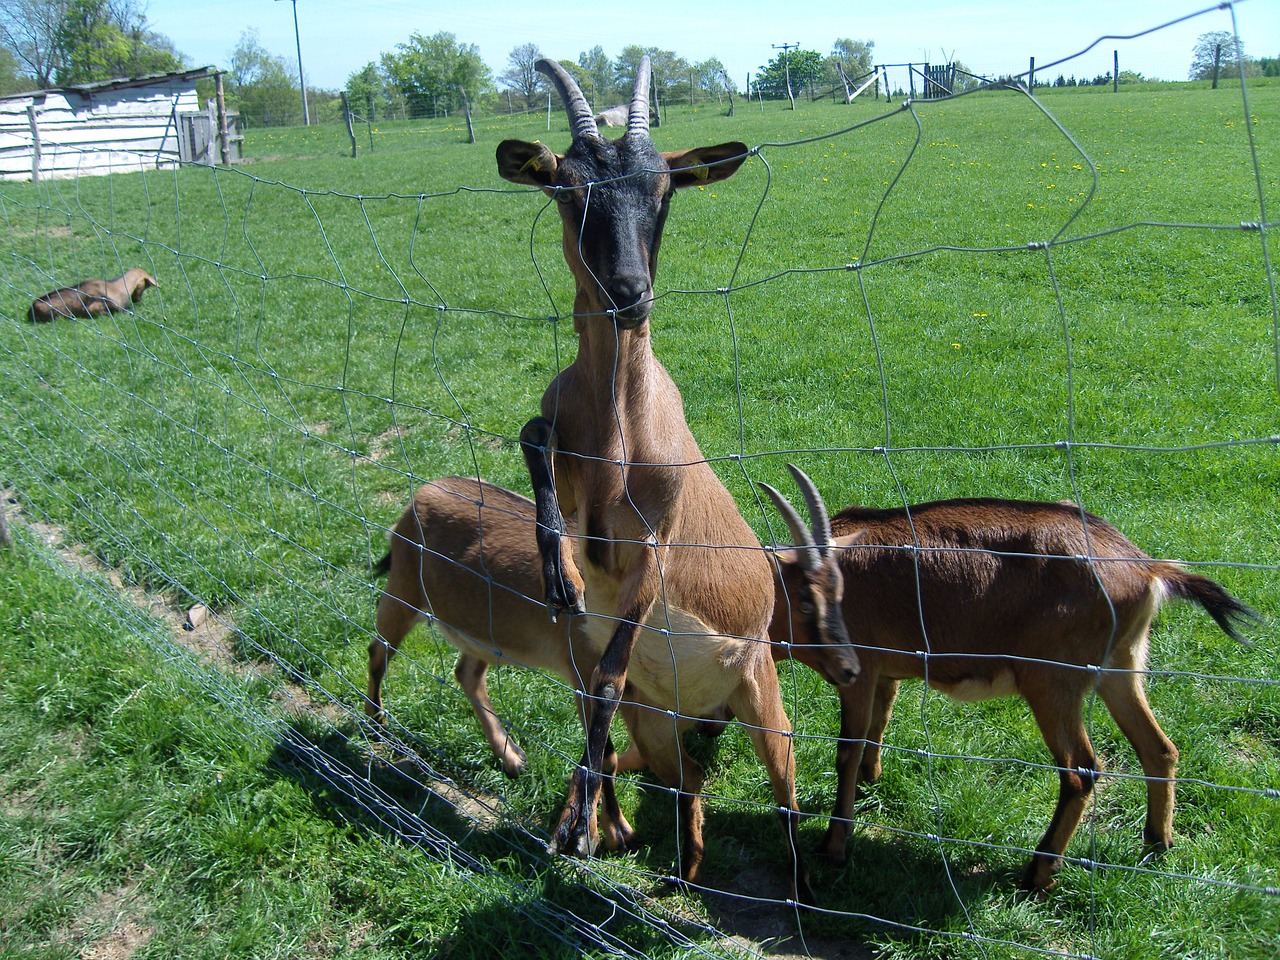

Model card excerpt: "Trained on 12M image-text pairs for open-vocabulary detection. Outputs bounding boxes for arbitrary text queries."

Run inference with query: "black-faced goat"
[28,268,158,322]
[368,468,854,894]
[782,497,1257,892]
[495,58,851,903]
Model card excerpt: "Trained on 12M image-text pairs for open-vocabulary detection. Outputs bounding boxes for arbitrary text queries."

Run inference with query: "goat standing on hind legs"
[496,57,846,904]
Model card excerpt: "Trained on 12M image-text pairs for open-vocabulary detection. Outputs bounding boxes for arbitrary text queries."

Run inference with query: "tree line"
[0,0,182,93]
[1,8,1276,128]
[341,35,750,124]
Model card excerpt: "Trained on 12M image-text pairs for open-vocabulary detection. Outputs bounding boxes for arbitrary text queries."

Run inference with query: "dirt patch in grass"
[72,885,154,960]
[2,487,506,828]
[11,225,73,241]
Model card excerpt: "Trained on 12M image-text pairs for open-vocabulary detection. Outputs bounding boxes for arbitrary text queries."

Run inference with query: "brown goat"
[367,470,854,893]
[28,268,158,322]
[495,57,848,903]
[782,497,1257,892]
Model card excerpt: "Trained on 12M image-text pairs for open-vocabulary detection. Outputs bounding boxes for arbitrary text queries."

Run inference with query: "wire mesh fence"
[1,4,1277,957]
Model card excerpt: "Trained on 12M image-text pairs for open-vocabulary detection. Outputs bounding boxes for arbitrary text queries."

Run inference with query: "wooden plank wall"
[0,81,200,181]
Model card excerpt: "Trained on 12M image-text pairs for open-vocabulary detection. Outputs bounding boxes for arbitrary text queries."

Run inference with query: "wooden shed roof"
[1,67,215,103]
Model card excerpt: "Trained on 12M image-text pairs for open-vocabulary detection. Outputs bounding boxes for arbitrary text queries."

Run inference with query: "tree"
[577,45,613,107]
[951,60,980,94]
[1189,30,1259,80]
[0,0,66,87]
[1,0,182,88]
[829,38,874,82]
[0,45,32,93]
[345,61,403,121]
[693,57,732,105]
[614,45,688,110]
[227,29,298,126]
[753,48,823,101]
[382,31,491,120]
[498,42,542,110]
[56,0,131,83]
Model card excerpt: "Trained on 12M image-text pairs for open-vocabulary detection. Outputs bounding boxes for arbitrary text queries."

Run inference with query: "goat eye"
[799,600,815,616]
[554,190,575,205]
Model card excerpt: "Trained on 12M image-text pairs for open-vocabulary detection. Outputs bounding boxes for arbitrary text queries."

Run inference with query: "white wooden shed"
[0,68,225,182]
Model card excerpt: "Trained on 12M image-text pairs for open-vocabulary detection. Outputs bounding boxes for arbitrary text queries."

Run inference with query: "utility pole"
[275,0,310,126]
[773,42,799,109]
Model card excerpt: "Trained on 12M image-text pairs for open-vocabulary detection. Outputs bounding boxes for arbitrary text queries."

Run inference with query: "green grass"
[1,78,1278,958]
[0,532,719,959]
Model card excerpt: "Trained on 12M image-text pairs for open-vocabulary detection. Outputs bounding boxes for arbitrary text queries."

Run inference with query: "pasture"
[1,76,1278,959]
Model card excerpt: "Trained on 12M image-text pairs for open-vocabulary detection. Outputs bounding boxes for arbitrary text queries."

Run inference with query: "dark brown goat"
[783,497,1257,892]
[28,268,158,322]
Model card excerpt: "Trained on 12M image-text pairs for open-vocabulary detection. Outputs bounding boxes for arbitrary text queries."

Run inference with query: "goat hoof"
[500,751,527,779]
[794,874,818,907]
[550,813,598,860]
[1020,859,1060,895]
[1139,836,1172,865]
[600,817,636,852]
[820,824,850,863]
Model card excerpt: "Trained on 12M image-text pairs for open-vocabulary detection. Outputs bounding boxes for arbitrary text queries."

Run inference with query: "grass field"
[1,75,1278,959]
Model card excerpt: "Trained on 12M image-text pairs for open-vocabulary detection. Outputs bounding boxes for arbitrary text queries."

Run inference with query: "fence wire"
[1,5,1277,958]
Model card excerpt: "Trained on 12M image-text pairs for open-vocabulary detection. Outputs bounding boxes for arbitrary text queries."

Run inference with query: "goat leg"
[519,416,585,620]
[551,618,642,861]
[597,734,636,852]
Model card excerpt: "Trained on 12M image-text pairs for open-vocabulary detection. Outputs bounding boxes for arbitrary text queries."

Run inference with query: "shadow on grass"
[625,771,1013,957]
[265,715,1011,958]
[264,716,718,958]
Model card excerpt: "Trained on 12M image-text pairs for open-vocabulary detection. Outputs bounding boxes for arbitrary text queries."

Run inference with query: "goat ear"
[496,140,559,187]
[839,528,868,546]
[664,141,750,189]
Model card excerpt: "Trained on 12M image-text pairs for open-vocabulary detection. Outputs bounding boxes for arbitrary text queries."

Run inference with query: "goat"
[367,467,855,894]
[781,496,1257,892]
[592,105,628,127]
[495,57,849,904]
[28,268,158,322]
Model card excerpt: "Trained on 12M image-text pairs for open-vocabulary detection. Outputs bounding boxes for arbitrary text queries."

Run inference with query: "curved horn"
[786,464,832,553]
[628,55,652,137]
[536,57,599,141]
[758,481,820,572]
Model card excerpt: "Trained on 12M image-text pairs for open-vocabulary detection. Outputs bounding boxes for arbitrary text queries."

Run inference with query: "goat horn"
[758,480,821,572]
[628,55,652,137]
[786,464,832,554]
[536,57,599,141]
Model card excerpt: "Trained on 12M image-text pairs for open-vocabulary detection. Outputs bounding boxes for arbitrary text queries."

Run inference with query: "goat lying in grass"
[800,496,1259,892]
[28,268,158,322]
[368,469,856,899]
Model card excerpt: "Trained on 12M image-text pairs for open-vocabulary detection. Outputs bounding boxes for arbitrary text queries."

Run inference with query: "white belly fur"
[929,668,1019,702]
[578,591,759,715]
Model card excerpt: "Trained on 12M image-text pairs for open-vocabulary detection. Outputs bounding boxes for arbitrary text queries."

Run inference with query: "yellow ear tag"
[691,165,710,181]
[520,153,543,175]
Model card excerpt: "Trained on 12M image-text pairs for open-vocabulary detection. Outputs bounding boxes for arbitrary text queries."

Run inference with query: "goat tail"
[372,550,392,578]
[1162,567,1262,643]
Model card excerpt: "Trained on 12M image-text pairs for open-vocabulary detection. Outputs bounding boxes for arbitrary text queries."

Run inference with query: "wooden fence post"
[27,105,41,183]
[341,92,357,157]
[216,72,231,165]
[1113,50,1119,92]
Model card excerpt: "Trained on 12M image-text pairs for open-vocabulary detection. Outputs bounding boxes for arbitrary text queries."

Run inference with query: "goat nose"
[608,274,650,310]
[837,655,860,684]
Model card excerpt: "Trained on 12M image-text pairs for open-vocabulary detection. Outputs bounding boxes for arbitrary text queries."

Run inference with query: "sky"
[139,0,1279,93]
